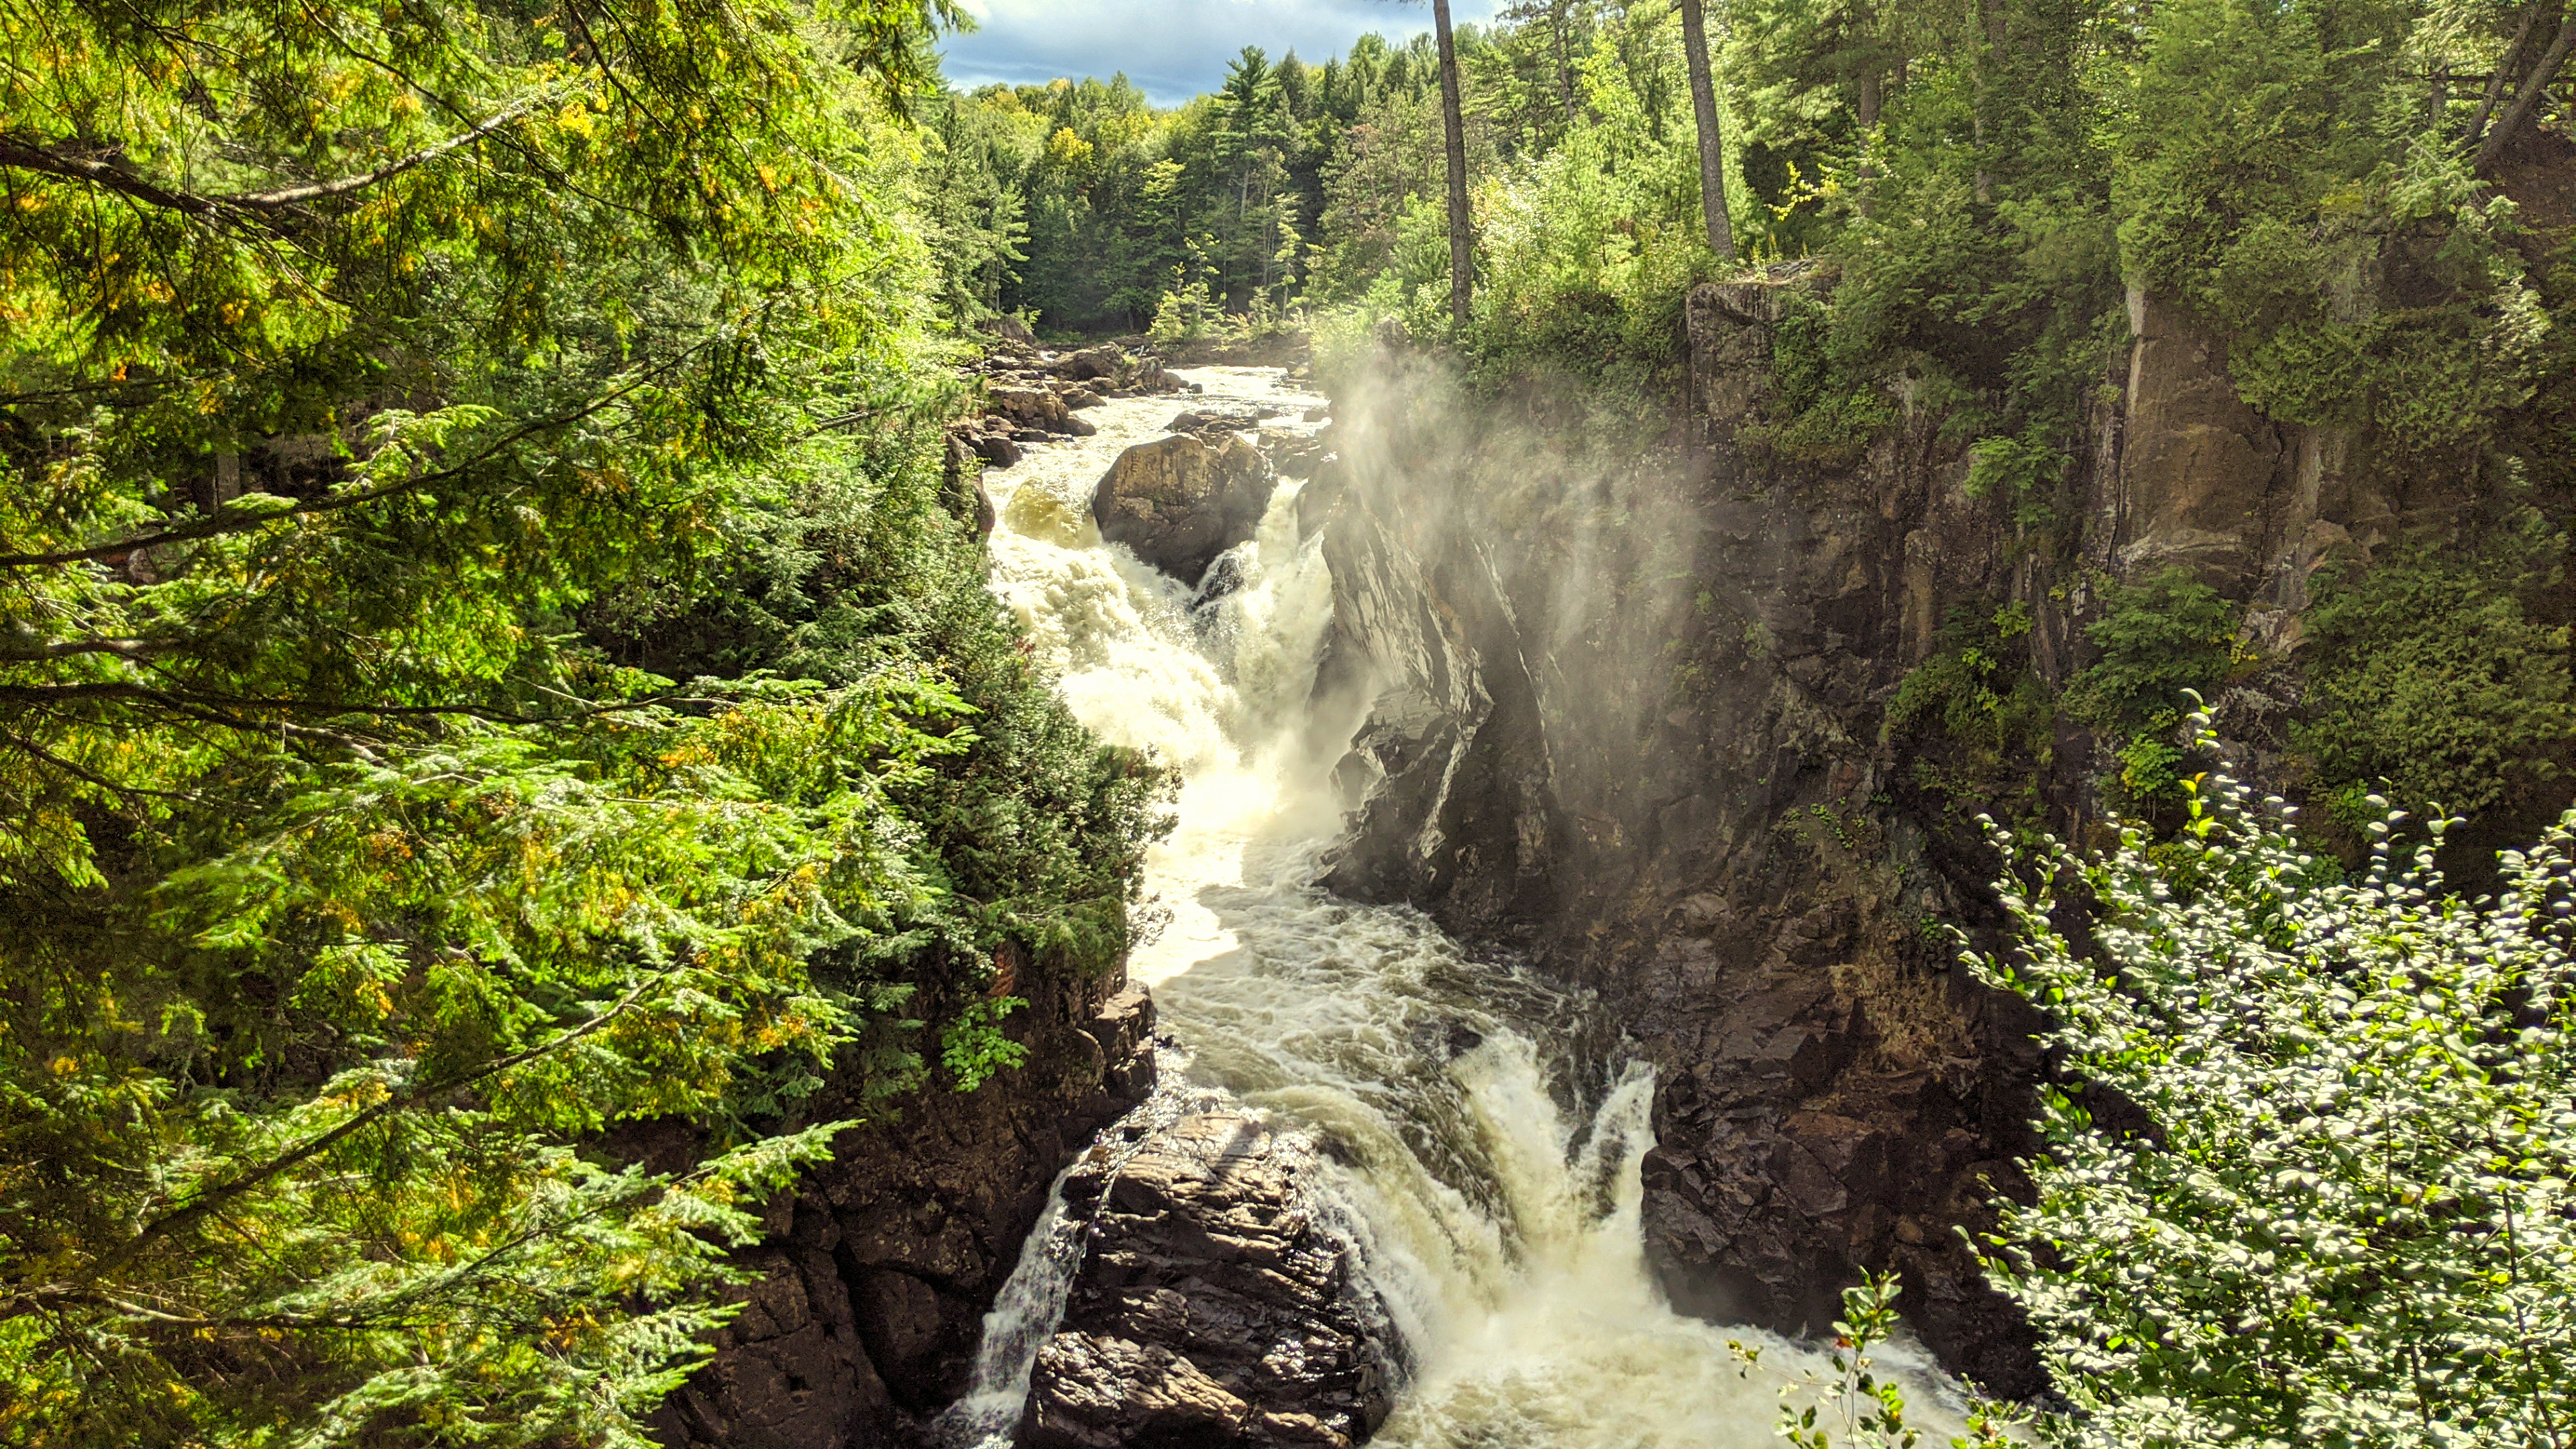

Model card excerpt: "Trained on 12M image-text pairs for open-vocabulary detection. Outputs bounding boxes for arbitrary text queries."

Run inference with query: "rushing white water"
[959,363,1961,1446]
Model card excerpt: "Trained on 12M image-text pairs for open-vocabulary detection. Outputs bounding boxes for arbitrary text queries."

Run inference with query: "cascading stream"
[961,364,1960,1446]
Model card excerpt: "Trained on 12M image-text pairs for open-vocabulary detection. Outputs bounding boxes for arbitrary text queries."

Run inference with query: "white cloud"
[939,0,1501,105]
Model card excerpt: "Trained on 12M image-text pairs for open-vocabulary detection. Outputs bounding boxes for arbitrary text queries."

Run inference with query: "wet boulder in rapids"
[1021,1112,1392,1449]
[1091,431,1277,585]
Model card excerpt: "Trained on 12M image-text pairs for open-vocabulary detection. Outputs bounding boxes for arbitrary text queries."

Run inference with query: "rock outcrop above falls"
[1093,431,1279,584]
[1022,1112,1393,1449]
[651,983,1158,1449]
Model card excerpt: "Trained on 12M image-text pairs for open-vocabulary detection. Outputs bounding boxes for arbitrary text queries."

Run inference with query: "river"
[943,364,1954,1448]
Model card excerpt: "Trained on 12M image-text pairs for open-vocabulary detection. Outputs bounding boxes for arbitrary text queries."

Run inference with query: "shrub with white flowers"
[1962,718,2576,1447]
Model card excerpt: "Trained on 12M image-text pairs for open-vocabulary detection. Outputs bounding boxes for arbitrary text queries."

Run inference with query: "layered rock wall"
[1022,1112,1392,1449]
[1298,270,2518,1391]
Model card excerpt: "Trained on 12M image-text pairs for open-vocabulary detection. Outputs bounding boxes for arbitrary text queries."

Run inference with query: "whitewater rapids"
[949,364,1960,1448]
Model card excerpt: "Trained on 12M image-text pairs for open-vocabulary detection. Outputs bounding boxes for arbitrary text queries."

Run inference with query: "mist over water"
[963,364,1956,1446]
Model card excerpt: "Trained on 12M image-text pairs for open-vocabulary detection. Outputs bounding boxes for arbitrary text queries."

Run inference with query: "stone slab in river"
[1021,1112,1392,1449]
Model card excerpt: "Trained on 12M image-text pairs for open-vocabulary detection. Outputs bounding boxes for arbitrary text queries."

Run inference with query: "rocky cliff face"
[1298,264,2551,1391]
[651,971,1158,1449]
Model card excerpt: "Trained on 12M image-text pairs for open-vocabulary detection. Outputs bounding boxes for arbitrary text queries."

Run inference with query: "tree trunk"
[2469,0,2547,147]
[1433,0,1474,327]
[1972,0,2004,203]
[2477,3,2576,170]
[1552,4,1578,123]
[1678,0,1737,260]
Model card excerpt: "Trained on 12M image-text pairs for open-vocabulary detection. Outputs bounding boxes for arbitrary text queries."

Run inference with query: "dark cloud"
[941,0,1502,105]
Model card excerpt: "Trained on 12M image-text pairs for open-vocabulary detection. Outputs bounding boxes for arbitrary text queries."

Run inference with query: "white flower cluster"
[1969,717,2576,1448]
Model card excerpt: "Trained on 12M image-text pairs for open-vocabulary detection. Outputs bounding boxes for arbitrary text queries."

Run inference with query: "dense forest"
[3,0,2573,1444]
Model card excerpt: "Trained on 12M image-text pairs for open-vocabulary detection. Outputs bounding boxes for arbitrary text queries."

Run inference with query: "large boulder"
[1057,344,1126,382]
[981,314,1038,347]
[1020,1113,1392,1449]
[1091,432,1278,584]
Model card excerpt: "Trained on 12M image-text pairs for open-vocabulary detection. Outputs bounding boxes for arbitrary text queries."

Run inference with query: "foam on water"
[951,362,1960,1446]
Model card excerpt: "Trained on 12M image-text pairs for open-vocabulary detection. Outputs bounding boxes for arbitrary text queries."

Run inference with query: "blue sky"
[941,0,1507,106]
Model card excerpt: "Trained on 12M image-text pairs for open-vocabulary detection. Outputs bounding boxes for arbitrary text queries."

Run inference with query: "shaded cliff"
[1303,252,2574,1393]
[653,971,1157,1449]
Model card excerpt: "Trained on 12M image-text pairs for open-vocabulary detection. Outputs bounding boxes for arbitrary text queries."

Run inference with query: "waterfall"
[949,364,1962,1446]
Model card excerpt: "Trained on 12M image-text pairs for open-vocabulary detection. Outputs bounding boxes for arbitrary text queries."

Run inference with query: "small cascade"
[932,1074,1231,1449]
[951,363,1964,1445]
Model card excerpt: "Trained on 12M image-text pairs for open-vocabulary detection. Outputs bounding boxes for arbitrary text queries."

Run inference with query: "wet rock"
[1193,548,1252,610]
[1057,345,1126,382]
[1123,355,1177,394]
[1065,388,1105,409]
[1091,432,1278,584]
[1021,1113,1391,1449]
[1167,403,1277,435]
[649,971,1161,1446]
[990,387,1069,431]
[1002,482,1094,549]
[1265,431,1330,480]
[969,432,1020,468]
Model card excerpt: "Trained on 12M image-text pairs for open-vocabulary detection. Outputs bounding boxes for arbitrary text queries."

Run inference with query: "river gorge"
[937,360,1972,1447]
[652,268,2529,1449]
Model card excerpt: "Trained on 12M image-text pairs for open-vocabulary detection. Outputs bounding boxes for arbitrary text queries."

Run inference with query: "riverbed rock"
[649,978,1159,1446]
[989,386,1069,431]
[1020,1113,1392,1449]
[1166,403,1276,435]
[1057,345,1126,382]
[1002,482,1095,549]
[1092,431,1278,585]
[1265,430,1330,480]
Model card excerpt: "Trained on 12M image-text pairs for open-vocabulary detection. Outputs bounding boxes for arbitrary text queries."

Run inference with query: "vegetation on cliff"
[1791,729,2576,1446]
[0,1,1161,1442]
[1967,739,2576,1446]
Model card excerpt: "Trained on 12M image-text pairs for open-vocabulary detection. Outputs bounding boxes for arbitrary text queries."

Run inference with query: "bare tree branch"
[2477,5,2576,170]
[0,94,551,223]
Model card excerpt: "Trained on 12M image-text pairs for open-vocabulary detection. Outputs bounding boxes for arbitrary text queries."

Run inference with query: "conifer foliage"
[0,1,1161,1443]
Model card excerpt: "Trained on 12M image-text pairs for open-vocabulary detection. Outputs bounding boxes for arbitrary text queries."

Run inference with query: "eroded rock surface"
[651,981,1157,1448]
[1022,1113,1393,1449]
[1092,431,1278,585]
